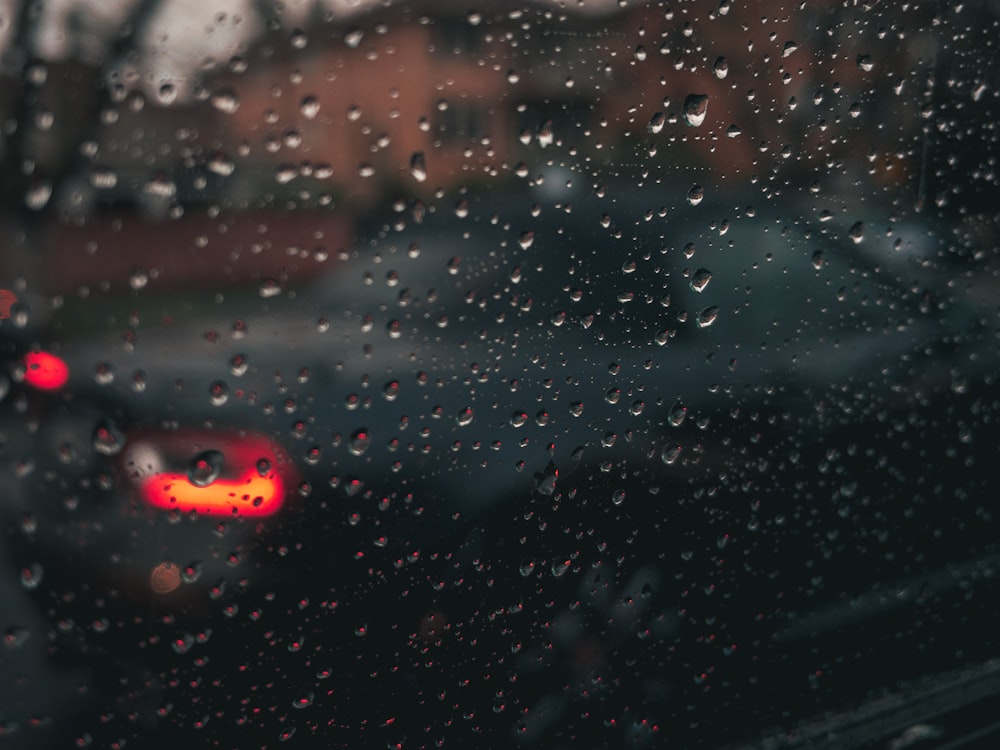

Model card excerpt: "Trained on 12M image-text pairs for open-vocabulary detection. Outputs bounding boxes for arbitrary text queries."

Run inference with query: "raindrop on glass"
[189,450,224,487]
[682,94,709,127]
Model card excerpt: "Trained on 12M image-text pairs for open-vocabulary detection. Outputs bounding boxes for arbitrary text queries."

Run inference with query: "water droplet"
[150,562,181,594]
[382,380,400,401]
[172,633,194,654]
[510,411,528,428]
[349,429,371,456]
[690,268,712,293]
[682,94,709,127]
[536,120,554,147]
[209,381,229,406]
[230,354,248,377]
[207,152,235,176]
[94,362,115,385]
[634,45,647,62]
[848,221,865,244]
[856,54,874,72]
[661,444,682,465]
[4,626,30,650]
[292,692,314,709]
[25,62,47,86]
[298,95,321,120]
[189,450,224,487]
[344,25,364,47]
[507,69,520,84]
[410,151,427,182]
[782,41,798,58]
[648,111,666,134]
[696,306,719,328]
[210,89,240,114]
[456,407,474,426]
[125,266,149,290]
[158,82,177,105]
[568,401,584,417]
[686,184,705,206]
[180,561,203,584]
[24,180,52,210]
[519,558,536,577]
[93,420,125,456]
[726,124,742,138]
[259,279,282,298]
[19,563,43,590]
[668,401,687,427]
[551,559,571,578]
[90,166,119,189]
[713,57,729,79]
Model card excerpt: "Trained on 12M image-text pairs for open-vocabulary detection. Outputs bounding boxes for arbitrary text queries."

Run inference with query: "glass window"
[2,1,999,748]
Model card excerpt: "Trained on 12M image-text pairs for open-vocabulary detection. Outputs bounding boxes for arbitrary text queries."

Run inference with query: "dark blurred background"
[2,1,1000,748]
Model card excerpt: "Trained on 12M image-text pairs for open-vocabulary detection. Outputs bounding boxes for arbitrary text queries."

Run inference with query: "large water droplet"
[410,151,427,182]
[668,401,687,427]
[189,450,224,487]
[713,57,729,79]
[849,221,865,244]
[209,381,230,406]
[696,306,719,328]
[687,184,705,206]
[690,268,712,293]
[661,444,682,465]
[300,95,320,119]
[682,94,708,127]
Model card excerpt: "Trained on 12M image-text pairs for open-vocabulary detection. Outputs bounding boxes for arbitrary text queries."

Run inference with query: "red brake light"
[139,469,284,517]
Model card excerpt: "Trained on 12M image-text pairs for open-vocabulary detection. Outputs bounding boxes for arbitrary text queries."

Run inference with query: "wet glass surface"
[2,1,1000,748]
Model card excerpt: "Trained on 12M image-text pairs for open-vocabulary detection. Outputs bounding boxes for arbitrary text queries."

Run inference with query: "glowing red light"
[0,289,17,319]
[23,351,70,390]
[140,469,284,517]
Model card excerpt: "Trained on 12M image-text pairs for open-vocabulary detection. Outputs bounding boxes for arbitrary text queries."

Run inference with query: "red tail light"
[23,351,70,390]
[139,469,284,517]
[122,431,294,518]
